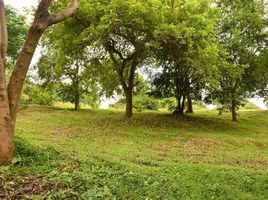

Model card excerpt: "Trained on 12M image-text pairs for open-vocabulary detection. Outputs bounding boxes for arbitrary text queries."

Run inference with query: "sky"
[5,0,267,110]
[6,0,37,11]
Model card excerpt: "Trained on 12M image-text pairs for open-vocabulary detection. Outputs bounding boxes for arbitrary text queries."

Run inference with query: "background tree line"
[30,0,268,121]
[1,0,268,164]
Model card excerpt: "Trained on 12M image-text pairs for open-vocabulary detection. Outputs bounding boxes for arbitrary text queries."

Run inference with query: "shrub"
[110,96,159,111]
[23,85,56,106]
[244,102,261,110]
[159,97,177,111]
[133,96,159,111]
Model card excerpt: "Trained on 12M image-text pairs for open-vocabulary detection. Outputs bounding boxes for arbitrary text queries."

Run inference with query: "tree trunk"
[174,96,184,115]
[0,1,14,164]
[8,27,44,134]
[0,0,78,165]
[0,59,14,164]
[180,95,186,114]
[124,87,133,118]
[74,62,80,110]
[231,98,237,121]
[74,80,80,110]
[185,95,193,113]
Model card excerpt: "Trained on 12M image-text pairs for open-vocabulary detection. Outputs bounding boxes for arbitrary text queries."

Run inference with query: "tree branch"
[0,0,7,59]
[107,38,126,61]
[48,0,78,25]
[37,0,52,13]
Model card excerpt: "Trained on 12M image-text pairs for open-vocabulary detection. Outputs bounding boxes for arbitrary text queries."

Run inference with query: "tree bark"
[0,0,14,164]
[124,87,133,118]
[74,80,80,110]
[231,98,237,121]
[0,59,14,164]
[0,0,78,165]
[73,62,80,110]
[185,95,193,113]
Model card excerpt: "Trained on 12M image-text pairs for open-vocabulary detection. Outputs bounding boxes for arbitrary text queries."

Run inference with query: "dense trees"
[151,0,217,115]
[1,0,268,164]
[0,0,78,164]
[39,0,267,120]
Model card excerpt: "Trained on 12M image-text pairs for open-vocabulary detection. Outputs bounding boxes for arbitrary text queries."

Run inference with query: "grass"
[1,105,268,199]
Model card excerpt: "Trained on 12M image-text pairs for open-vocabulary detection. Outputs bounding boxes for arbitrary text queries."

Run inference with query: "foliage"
[111,95,159,111]
[55,83,100,108]
[22,84,56,106]
[133,96,159,111]
[159,97,177,111]
[243,102,261,110]
[151,0,218,114]
[6,6,28,67]
[205,0,268,120]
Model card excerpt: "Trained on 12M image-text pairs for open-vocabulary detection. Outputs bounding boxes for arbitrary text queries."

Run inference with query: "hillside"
[1,106,268,199]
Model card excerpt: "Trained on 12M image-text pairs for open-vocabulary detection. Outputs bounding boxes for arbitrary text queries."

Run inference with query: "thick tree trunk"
[0,0,78,164]
[231,98,237,121]
[0,59,14,164]
[185,95,193,113]
[0,1,14,164]
[124,87,133,118]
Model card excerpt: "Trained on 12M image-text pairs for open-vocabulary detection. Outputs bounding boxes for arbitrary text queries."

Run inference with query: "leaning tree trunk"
[0,0,78,165]
[8,26,45,134]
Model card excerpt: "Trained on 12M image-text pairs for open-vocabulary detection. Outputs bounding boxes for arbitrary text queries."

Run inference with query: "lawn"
[1,105,268,199]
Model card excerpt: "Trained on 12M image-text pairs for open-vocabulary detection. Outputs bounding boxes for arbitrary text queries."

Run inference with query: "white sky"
[6,0,37,11]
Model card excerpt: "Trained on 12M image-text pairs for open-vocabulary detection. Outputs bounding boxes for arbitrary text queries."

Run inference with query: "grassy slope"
[1,106,268,199]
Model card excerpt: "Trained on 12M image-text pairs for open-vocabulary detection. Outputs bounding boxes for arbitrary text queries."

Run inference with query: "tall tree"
[68,0,162,118]
[0,0,78,164]
[206,0,268,121]
[151,0,217,115]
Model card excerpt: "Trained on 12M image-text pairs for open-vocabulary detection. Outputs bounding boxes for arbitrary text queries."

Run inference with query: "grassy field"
[1,105,268,199]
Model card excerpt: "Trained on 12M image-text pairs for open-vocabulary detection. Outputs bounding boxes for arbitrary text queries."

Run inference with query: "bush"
[23,85,56,106]
[159,98,177,111]
[244,102,261,110]
[110,96,159,111]
[19,94,29,108]
[133,96,159,111]
[109,99,126,109]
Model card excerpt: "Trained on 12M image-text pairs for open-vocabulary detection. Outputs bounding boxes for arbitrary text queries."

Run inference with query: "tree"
[69,0,162,118]
[37,52,100,110]
[0,0,78,164]
[151,0,217,115]
[206,0,268,121]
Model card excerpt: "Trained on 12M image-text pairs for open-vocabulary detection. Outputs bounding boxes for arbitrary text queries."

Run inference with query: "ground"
[0,105,268,199]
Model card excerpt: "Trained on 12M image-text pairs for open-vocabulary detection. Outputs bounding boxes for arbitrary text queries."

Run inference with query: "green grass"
[1,105,268,199]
